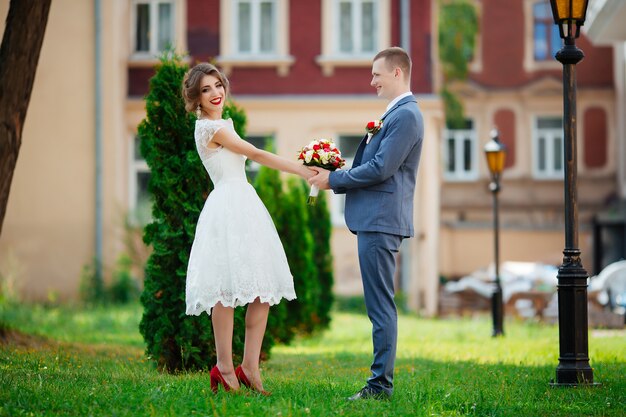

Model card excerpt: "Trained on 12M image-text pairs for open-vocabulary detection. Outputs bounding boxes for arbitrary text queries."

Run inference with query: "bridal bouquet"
[297,139,346,205]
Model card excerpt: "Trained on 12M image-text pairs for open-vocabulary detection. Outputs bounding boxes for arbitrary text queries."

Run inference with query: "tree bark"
[0,0,52,236]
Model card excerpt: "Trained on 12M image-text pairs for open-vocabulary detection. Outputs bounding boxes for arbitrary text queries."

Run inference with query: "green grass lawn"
[1,302,624,416]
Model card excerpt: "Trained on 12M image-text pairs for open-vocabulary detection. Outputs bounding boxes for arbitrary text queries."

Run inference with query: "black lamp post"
[484,129,506,337]
[548,0,597,386]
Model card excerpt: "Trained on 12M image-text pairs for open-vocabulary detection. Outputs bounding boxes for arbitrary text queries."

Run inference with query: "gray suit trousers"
[357,231,403,396]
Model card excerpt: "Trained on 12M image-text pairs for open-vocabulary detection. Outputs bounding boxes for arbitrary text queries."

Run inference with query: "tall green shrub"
[303,183,334,329]
[138,54,249,372]
[255,171,335,338]
[282,177,320,334]
[253,163,293,351]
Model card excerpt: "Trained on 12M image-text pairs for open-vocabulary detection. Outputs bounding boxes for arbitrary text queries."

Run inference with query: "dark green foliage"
[301,183,334,329]
[438,0,478,128]
[138,53,336,371]
[222,100,246,138]
[79,258,106,305]
[254,166,335,340]
[79,255,140,305]
[441,87,466,130]
[137,54,249,372]
[252,163,292,350]
[281,177,320,334]
[108,254,141,304]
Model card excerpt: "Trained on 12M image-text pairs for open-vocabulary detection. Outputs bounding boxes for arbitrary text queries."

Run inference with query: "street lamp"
[484,128,506,337]
[549,0,598,386]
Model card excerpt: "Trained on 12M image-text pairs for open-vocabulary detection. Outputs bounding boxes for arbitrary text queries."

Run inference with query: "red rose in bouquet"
[297,139,345,205]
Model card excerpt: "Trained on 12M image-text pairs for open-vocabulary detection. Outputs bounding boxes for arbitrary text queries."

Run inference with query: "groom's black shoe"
[347,386,391,401]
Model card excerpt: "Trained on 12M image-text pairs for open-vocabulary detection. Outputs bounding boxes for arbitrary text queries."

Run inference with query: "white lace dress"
[185,118,296,316]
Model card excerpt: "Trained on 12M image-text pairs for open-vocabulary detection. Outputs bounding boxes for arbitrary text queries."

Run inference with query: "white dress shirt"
[385,91,413,114]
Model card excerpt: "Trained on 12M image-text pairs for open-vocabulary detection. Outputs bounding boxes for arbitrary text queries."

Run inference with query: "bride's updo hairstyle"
[182,63,230,113]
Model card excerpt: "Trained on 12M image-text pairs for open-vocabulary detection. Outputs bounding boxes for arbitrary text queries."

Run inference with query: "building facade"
[439,0,616,279]
[584,0,626,273]
[4,0,615,314]
[0,0,443,315]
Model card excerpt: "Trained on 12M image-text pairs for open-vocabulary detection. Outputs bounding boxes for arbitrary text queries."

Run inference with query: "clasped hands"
[306,167,331,190]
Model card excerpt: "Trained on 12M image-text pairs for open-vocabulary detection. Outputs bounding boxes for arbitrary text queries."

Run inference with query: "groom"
[309,47,424,400]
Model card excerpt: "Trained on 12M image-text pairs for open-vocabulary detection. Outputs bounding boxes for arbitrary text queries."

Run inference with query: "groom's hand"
[308,167,331,190]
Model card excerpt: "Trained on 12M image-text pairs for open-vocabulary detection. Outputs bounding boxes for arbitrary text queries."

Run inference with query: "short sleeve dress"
[185,118,296,316]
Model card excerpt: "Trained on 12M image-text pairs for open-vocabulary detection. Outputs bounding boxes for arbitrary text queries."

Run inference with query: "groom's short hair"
[374,47,411,79]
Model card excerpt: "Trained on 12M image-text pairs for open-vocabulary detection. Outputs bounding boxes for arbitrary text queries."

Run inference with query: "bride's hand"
[299,166,317,180]
[308,167,331,190]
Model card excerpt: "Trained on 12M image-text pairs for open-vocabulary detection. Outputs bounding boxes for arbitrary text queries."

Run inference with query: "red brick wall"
[224,0,434,95]
[494,109,516,169]
[583,107,608,169]
[187,0,220,61]
[470,0,613,88]
[129,0,435,97]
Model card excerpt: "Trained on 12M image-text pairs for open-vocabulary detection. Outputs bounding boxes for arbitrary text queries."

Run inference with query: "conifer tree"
[138,54,249,371]
[282,177,320,333]
[302,183,334,329]
[253,163,293,350]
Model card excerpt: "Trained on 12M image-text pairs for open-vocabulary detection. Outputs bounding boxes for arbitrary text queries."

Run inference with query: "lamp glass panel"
[494,152,505,173]
[572,0,587,20]
[554,0,568,20]
[486,150,505,174]
[553,0,587,20]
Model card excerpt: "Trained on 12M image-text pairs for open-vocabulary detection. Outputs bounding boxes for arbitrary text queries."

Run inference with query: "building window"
[337,0,377,55]
[523,0,560,71]
[244,135,275,182]
[443,120,478,181]
[235,0,276,54]
[330,134,362,225]
[317,0,390,76]
[129,136,152,225]
[218,0,293,76]
[131,0,175,57]
[533,1,561,61]
[533,116,563,179]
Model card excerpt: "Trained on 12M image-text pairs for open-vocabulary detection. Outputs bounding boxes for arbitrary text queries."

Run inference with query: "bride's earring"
[196,104,202,119]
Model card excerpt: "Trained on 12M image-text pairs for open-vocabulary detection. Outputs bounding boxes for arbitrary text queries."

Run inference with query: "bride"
[182,63,313,394]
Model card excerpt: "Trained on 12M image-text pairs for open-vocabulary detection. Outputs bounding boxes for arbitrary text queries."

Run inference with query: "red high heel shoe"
[210,366,233,393]
[235,365,271,396]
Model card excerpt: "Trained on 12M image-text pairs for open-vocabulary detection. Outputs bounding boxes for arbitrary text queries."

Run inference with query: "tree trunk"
[0,0,52,236]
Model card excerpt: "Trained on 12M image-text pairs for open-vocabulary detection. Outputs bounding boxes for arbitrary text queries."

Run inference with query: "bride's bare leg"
[212,302,240,389]
[241,298,270,390]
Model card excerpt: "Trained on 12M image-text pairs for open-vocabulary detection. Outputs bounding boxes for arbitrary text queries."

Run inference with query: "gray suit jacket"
[329,95,424,237]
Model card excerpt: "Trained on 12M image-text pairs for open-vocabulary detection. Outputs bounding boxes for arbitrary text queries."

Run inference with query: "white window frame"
[442,121,479,182]
[334,0,378,56]
[317,0,391,76]
[130,0,176,60]
[218,0,294,76]
[233,0,276,55]
[532,115,564,179]
[128,135,152,225]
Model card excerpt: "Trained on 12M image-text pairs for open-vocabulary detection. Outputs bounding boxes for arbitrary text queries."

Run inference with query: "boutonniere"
[365,119,383,144]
